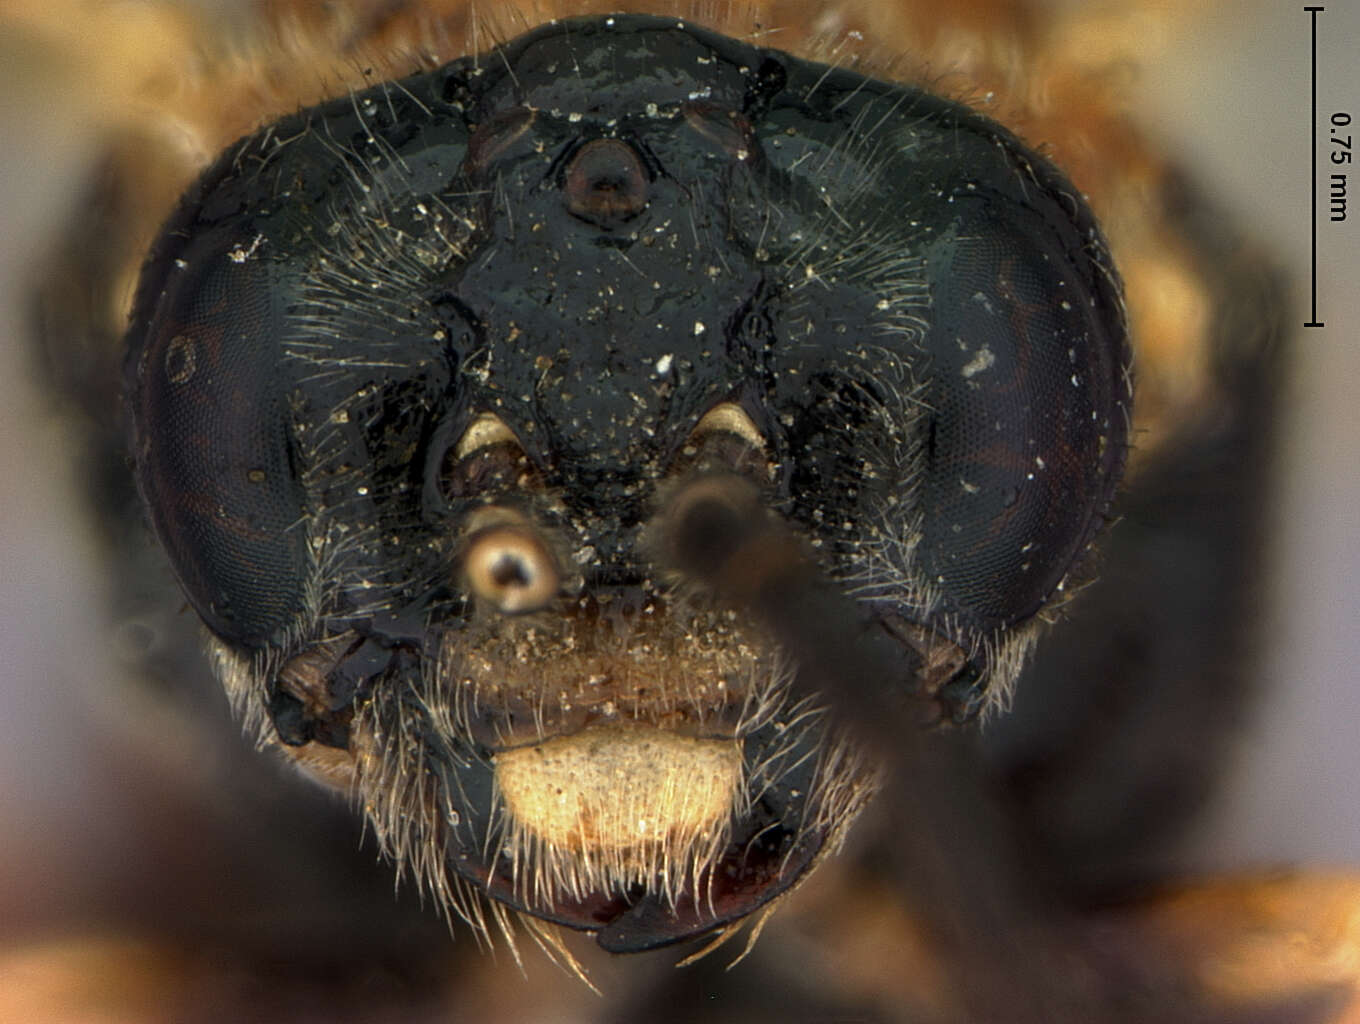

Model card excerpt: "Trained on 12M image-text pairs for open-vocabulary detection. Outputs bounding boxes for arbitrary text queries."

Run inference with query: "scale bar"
[1305,5,1324,327]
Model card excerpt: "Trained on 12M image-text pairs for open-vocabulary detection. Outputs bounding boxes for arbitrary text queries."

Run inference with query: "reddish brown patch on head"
[563,139,649,228]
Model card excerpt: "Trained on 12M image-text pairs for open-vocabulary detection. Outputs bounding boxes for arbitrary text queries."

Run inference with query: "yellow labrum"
[492,723,745,906]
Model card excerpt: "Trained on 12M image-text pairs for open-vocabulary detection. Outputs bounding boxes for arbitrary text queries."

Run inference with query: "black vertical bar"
[1305,6,1325,327]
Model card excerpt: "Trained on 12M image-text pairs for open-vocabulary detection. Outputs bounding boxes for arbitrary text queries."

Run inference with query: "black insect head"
[124,14,1129,951]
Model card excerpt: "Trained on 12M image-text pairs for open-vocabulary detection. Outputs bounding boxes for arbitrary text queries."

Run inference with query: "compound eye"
[917,201,1128,631]
[127,230,307,648]
[463,521,560,614]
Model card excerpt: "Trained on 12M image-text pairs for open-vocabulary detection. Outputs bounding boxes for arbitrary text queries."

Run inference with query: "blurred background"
[1,1,1357,1020]
[1127,0,1360,872]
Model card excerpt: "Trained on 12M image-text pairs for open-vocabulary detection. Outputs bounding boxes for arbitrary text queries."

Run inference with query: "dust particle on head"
[961,346,995,379]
